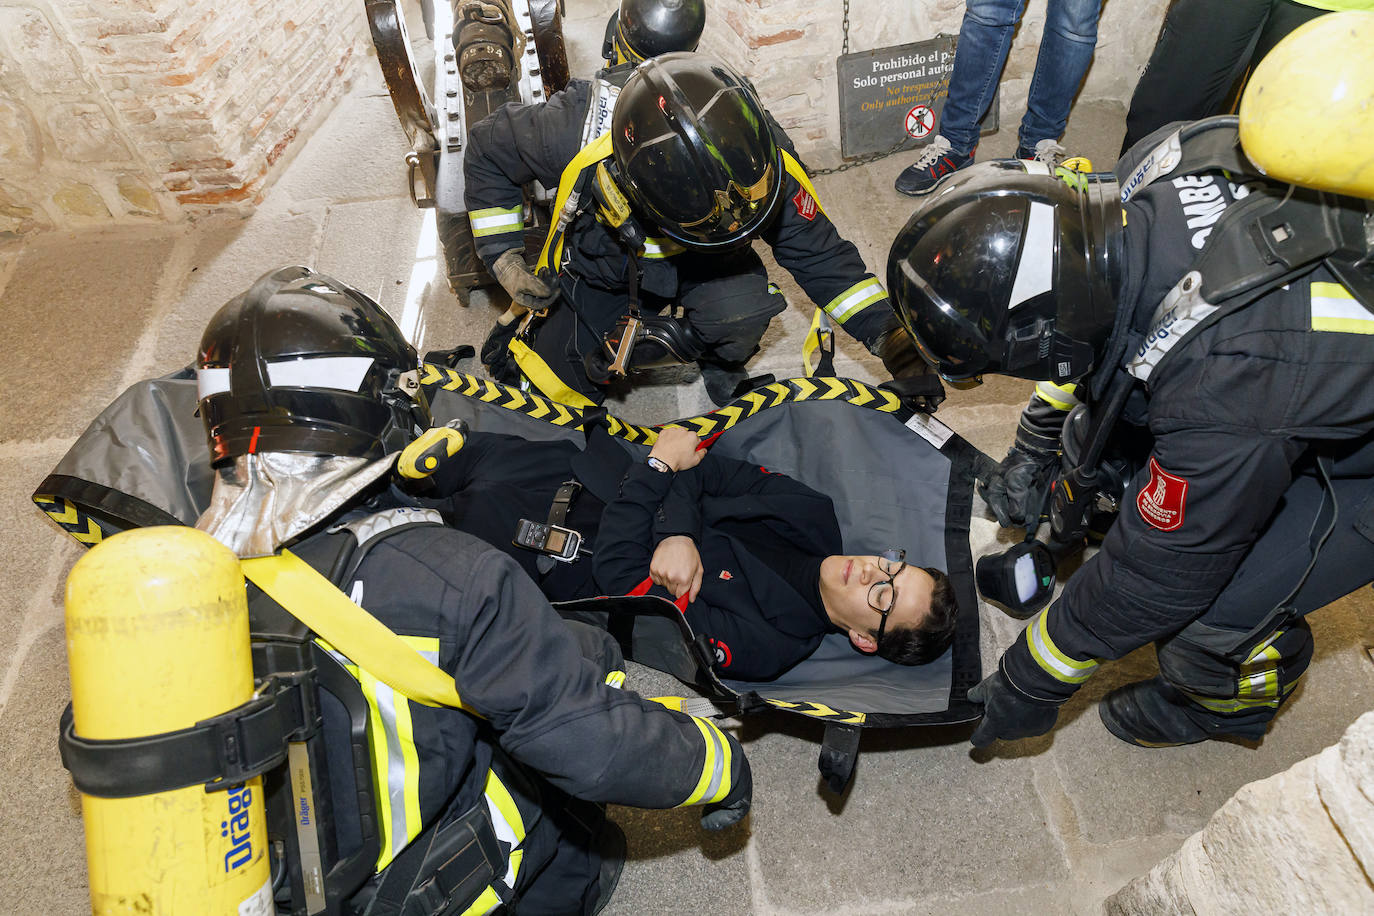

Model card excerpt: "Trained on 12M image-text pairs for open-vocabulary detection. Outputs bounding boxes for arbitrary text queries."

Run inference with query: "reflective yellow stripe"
[679,717,733,806]
[642,236,685,259]
[460,887,503,916]
[822,278,886,325]
[605,670,626,689]
[1238,644,1281,700]
[780,150,830,222]
[1025,610,1099,684]
[326,634,437,872]
[469,206,524,238]
[1311,281,1373,334]
[508,338,599,409]
[538,132,615,273]
[1033,381,1081,411]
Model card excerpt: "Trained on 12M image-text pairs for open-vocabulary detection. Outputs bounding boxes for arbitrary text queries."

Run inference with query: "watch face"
[647,456,670,472]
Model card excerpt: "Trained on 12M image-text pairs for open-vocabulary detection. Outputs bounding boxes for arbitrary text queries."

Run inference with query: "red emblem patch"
[709,638,732,668]
[719,570,733,581]
[1136,457,1189,531]
[792,187,817,221]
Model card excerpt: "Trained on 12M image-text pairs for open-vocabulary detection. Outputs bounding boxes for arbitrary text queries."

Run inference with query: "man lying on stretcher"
[415,424,958,680]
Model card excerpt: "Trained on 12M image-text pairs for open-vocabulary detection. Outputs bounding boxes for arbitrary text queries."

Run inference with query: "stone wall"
[0,0,366,238]
[1106,711,1374,913]
[700,0,1171,160]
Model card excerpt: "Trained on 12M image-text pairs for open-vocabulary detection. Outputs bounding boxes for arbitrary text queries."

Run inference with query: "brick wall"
[0,0,366,238]
[700,0,1170,161]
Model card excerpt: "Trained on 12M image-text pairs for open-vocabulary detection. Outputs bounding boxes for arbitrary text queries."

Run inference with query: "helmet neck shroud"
[887,161,1122,385]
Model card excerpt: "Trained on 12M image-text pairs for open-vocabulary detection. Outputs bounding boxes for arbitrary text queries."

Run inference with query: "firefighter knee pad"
[1157,617,1313,707]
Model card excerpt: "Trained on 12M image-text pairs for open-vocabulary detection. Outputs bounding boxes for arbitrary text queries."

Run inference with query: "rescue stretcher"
[36,365,991,793]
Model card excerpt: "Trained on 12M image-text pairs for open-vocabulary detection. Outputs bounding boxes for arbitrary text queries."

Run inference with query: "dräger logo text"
[221,783,255,872]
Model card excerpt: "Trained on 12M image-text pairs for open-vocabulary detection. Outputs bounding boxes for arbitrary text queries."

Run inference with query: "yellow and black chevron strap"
[421,364,902,445]
[33,494,105,545]
[761,697,866,726]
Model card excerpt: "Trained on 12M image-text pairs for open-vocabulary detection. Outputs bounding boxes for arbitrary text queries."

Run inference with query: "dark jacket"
[271,494,745,909]
[463,78,897,347]
[431,429,845,680]
[1001,158,1374,702]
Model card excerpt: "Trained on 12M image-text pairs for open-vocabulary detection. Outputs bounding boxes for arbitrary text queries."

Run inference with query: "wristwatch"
[646,456,673,473]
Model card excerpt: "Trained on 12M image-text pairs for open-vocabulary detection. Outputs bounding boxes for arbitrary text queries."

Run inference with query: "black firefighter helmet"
[611,53,782,251]
[886,160,1124,385]
[603,0,706,64]
[196,265,431,466]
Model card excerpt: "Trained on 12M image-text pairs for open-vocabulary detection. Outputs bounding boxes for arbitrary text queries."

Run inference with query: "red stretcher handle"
[627,576,689,614]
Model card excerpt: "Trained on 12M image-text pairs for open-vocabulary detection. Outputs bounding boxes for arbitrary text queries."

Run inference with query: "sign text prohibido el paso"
[837,35,998,160]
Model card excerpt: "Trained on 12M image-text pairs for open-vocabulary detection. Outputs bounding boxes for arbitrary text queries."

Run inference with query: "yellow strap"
[780,150,831,223]
[507,338,599,409]
[538,132,616,273]
[802,308,833,378]
[242,551,476,714]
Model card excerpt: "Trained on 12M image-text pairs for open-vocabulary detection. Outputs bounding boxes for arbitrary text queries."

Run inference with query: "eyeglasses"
[868,548,907,648]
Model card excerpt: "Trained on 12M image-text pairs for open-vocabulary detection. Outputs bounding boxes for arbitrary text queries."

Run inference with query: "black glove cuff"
[997,656,1071,707]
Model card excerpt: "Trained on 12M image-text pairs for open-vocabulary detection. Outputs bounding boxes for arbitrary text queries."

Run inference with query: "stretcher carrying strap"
[627,575,689,613]
[58,672,319,798]
[242,550,477,715]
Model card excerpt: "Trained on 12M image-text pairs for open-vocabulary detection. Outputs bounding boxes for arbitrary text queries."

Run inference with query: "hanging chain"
[812,0,913,177]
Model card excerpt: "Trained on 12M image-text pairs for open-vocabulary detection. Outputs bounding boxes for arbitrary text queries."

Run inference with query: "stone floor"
[3,9,1373,916]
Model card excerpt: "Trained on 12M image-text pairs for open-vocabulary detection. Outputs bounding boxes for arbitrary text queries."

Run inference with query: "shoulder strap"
[242,525,477,715]
[537,131,615,273]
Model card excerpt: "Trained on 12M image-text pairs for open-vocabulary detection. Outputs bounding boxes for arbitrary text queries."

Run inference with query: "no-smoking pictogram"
[905,105,935,140]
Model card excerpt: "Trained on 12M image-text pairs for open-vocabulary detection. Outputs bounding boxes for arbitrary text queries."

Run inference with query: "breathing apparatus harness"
[976,116,1374,618]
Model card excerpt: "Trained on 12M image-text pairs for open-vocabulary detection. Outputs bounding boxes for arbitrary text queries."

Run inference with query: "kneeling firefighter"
[465,51,942,409]
[886,12,1374,750]
[194,266,751,914]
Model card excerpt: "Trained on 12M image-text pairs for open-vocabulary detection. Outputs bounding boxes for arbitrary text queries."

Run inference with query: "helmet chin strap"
[196,452,393,559]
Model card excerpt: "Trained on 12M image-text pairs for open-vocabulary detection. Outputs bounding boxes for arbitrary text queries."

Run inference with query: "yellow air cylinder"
[65,526,272,916]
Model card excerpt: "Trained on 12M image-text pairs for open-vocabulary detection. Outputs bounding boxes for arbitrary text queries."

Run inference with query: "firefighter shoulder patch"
[1136,457,1188,531]
[792,187,817,221]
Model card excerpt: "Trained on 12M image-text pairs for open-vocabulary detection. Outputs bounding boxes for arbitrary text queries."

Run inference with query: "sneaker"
[894,135,975,196]
[1015,139,1066,168]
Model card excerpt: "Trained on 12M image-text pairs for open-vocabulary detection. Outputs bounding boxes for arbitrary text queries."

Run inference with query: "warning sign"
[837,35,999,160]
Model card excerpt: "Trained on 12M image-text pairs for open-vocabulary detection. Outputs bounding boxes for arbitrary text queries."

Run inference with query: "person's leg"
[895,0,1026,195]
[527,275,625,405]
[677,250,786,405]
[1102,462,1374,746]
[1016,0,1102,155]
[940,0,1029,155]
[1250,0,1328,70]
[1120,0,1272,154]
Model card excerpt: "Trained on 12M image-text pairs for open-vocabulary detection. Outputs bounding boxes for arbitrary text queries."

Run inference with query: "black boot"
[700,362,750,407]
[589,819,627,916]
[1099,677,1266,748]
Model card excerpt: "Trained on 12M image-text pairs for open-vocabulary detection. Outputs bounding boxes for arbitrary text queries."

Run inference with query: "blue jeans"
[939,0,1103,155]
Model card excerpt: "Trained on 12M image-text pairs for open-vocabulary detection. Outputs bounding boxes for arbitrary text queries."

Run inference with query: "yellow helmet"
[1238,10,1374,199]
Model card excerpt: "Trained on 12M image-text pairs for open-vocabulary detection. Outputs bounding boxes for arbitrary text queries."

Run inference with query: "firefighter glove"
[700,751,752,831]
[869,326,946,412]
[967,668,1062,748]
[492,248,560,311]
[979,444,1060,529]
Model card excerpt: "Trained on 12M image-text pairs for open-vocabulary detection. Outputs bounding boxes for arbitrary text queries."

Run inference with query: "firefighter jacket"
[1000,165,1374,705]
[463,78,898,348]
[270,495,745,910]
